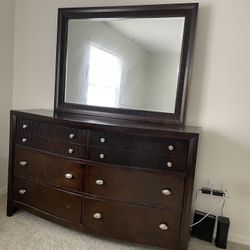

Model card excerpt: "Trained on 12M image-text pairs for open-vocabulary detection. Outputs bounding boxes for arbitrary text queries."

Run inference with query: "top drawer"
[16,118,86,144]
[89,131,189,158]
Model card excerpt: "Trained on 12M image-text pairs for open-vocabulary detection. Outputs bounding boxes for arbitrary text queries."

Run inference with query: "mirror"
[65,17,185,114]
[55,4,198,124]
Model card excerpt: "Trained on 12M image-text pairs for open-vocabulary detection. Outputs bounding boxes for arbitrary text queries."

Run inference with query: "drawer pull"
[93,213,102,219]
[99,154,105,159]
[96,179,104,186]
[168,145,174,151]
[100,137,106,143]
[22,138,28,143]
[22,124,28,129]
[69,133,75,139]
[68,148,74,154]
[159,223,169,231]
[65,173,73,179]
[167,162,173,168]
[162,189,171,196]
[18,189,27,195]
[19,161,28,167]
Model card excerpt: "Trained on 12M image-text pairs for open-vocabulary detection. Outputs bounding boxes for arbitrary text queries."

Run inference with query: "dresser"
[7,109,200,250]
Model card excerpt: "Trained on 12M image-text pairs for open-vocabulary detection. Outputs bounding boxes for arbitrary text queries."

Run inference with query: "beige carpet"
[0,195,249,250]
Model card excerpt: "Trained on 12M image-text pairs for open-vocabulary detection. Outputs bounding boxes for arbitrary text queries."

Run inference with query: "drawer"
[89,130,188,157]
[83,197,181,248]
[88,147,187,172]
[16,135,86,159]
[17,118,86,144]
[13,177,82,224]
[14,145,84,192]
[85,165,184,211]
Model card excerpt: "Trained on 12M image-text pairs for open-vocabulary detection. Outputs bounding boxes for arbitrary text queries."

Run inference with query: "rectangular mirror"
[55,4,198,124]
[65,17,185,114]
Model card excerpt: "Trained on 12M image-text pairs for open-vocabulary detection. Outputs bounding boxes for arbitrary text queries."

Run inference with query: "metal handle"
[168,145,174,151]
[68,148,74,154]
[22,124,28,129]
[96,180,104,186]
[159,223,169,231]
[99,153,105,159]
[19,161,28,167]
[167,162,173,168]
[162,189,171,196]
[65,173,73,179]
[19,189,27,195]
[100,137,106,143]
[69,133,75,139]
[93,212,102,219]
[22,138,28,143]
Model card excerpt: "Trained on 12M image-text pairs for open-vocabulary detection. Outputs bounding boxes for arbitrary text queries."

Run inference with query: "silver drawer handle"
[162,189,171,196]
[96,179,104,186]
[69,133,75,139]
[167,162,173,168]
[168,145,174,151]
[159,223,169,231]
[19,189,27,195]
[22,138,28,143]
[99,153,105,159]
[68,148,74,154]
[93,212,102,219]
[100,137,106,143]
[19,161,28,167]
[22,124,28,129]
[65,173,73,179]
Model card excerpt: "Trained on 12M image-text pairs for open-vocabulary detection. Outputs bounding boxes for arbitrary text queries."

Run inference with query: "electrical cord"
[190,192,227,228]
[192,188,202,203]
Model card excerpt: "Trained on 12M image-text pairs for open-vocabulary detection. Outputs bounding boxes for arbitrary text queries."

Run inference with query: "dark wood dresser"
[7,109,200,250]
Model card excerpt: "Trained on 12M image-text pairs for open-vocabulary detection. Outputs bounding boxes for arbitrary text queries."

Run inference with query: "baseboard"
[229,233,250,246]
[0,186,7,196]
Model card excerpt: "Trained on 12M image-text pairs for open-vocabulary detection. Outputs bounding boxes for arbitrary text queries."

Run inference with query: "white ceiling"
[107,17,185,53]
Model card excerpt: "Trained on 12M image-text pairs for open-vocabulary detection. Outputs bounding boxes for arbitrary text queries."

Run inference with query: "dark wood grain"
[8,109,200,250]
[83,196,181,249]
[88,146,187,172]
[13,176,82,224]
[14,145,85,192]
[54,3,198,125]
[85,164,185,211]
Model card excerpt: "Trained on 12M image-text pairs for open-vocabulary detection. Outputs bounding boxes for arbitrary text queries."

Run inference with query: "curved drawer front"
[83,197,181,248]
[88,147,187,172]
[89,131,189,157]
[13,177,82,224]
[85,165,184,211]
[14,145,84,192]
[16,135,86,159]
[17,118,86,144]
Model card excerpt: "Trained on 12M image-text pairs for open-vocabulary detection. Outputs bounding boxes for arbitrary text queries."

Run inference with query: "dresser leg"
[7,201,18,216]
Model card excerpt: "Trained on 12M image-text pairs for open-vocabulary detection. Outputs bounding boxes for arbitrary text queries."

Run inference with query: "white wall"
[0,0,15,194]
[11,0,250,245]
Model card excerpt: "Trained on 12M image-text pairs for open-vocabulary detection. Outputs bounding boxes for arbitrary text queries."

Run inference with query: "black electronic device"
[191,210,216,242]
[215,216,230,249]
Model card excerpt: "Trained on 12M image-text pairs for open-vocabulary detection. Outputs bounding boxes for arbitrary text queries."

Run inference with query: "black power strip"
[201,187,224,197]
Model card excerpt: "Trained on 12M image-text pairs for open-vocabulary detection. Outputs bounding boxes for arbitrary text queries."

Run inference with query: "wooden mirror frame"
[54,3,198,125]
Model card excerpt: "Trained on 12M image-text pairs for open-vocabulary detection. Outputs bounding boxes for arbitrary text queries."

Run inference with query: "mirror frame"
[54,3,198,125]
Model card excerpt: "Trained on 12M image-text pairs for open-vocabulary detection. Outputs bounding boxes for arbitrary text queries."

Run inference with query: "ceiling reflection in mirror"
[65,17,185,114]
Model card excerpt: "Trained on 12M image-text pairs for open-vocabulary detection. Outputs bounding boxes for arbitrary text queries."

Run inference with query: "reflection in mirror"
[65,17,185,114]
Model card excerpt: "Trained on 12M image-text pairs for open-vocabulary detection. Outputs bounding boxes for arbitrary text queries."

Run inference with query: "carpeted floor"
[0,195,249,250]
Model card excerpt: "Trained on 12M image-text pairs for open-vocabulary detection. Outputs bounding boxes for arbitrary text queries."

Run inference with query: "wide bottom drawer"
[83,197,181,248]
[13,177,82,224]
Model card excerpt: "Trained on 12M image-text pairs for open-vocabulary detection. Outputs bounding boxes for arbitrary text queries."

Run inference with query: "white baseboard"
[229,233,250,246]
[0,186,7,196]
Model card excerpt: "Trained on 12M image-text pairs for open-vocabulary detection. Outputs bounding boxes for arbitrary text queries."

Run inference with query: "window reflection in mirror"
[65,17,185,114]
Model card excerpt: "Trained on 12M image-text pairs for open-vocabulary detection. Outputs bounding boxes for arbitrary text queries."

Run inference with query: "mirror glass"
[65,17,185,114]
